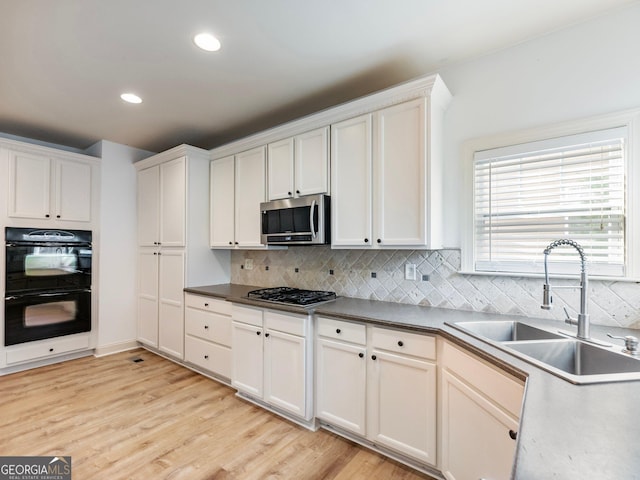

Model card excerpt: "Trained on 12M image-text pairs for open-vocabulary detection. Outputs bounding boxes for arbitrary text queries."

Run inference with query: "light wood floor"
[0,349,437,480]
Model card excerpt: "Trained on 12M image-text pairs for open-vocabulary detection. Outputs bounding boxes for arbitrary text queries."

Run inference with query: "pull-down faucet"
[541,239,590,340]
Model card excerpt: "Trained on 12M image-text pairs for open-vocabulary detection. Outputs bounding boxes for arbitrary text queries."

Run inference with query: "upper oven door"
[5,228,92,294]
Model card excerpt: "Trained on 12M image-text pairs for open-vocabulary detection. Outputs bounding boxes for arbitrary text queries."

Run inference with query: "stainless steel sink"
[451,320,563,342]
[508,339,640,381]
[448,320,640,384]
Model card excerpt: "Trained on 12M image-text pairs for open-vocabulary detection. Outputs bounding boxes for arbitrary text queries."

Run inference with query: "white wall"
[86,140,154,353]
[438,2,640,247]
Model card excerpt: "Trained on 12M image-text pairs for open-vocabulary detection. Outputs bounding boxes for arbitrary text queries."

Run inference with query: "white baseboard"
[94,340,140,357]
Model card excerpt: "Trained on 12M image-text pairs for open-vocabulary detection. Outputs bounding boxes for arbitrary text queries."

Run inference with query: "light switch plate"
[404,263,416,280]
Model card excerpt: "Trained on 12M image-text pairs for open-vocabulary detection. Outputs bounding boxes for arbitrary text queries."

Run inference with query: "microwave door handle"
[309,200,317,239]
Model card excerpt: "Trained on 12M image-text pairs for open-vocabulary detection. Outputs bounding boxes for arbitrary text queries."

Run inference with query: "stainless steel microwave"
[260,194,330,245]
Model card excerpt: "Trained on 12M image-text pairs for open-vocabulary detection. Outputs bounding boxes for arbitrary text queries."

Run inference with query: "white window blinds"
[473,127,627,277]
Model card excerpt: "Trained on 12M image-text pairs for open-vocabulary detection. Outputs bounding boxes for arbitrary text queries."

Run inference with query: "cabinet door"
[55,158,92,222]
[375,98,427,247]
[235,146,266,248]
[264,329,307,419]
[159,157,186,247]
[232,321,264,397]
[369,349,437,466]
[137,249,159,347]
[295,126,329,196]
[158,249,185,359]
[8,151,51,219]
[440,370,519,480]
[210,156,236,248]
[137,165,160,247]
[316,337,367,435]
[330,114,373,247]
[267,138,294,200]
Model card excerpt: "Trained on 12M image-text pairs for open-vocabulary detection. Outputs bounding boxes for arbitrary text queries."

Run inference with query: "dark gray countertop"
[185,283,640,480]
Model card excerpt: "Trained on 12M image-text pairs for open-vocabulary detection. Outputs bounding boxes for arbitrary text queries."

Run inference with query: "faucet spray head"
[541,283,552,310]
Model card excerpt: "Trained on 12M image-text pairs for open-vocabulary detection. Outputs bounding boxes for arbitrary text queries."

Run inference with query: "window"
[462,111,640,279]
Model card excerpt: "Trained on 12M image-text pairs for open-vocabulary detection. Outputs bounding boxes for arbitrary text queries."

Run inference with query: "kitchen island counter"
[188,284,640,480]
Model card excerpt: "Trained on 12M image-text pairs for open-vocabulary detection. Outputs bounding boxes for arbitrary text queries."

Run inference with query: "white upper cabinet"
[332,95,445,249]
[210,156,236,248]
[210,146,268,249]
[8,150,93,223]
[137,156,186,247]
[267,127,329,200]
[331,114,373,246]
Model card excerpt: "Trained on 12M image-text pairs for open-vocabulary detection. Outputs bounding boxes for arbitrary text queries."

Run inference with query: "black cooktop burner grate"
[247,287,337,306]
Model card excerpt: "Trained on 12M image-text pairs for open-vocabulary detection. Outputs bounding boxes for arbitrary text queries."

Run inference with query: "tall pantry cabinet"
[135,145,229,359]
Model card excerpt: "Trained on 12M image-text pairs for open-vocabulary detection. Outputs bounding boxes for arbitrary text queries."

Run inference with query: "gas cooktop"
[246,287,337,307]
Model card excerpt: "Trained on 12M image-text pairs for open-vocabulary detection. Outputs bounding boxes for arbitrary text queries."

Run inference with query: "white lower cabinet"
[184,294,232,379]
[440,341,525,480]
[232,304,313,422]
[315,317,437,467]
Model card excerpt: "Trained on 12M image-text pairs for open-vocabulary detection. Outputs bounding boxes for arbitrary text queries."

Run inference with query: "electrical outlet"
[404,263,417,281]
[244,259,254,270]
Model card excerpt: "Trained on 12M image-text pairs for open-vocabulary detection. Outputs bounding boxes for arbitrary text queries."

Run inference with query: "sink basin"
[508,340,640,377]
[447,320,640,384]
[451,320,563,342]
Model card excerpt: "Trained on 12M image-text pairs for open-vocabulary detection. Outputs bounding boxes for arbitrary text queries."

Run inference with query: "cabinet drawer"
[232,304,263,327]
[371,327,435,360]
[442,341,525,418]
[185,335,231,379]
[317,316,366,345]
[6,335,90,365]
[185,308,232,346]
[185,293,231,316]
[264,310,308,337]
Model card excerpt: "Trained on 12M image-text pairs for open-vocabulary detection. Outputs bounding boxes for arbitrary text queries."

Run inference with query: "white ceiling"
[0,0,636,153]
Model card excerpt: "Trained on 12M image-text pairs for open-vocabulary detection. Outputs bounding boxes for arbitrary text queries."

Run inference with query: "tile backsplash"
[231,247,640,329]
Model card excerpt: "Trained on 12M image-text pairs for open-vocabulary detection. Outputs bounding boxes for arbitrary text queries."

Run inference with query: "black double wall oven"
[4,227,92,346]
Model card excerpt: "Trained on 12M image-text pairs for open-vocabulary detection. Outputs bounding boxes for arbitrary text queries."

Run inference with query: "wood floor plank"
[0,349,437,480]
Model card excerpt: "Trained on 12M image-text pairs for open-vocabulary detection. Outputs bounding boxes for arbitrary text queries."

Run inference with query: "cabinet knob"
[288,191,292,196]
[256,331,261,336]
[509,429,518,440]
[336,328,341,334]
[265,333,270,337]
[229,241,233,245]
[296,190,300,194]
[235,241,239,245]
[49,348,54,352]
[45,214,50,218]
[153,252,158,256]
[397,340,404,347]
[204,355,209,359]
[377,239,381,244]
[204,303,209,307]
[358,352,364,358]
[364,238,369,243]
[204,325,209,330]
[371,355,377,360]
[56,215,61,219]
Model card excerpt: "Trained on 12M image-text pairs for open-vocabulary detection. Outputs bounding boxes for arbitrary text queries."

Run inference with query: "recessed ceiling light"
[194,32,221,52]
[120,93,142,104]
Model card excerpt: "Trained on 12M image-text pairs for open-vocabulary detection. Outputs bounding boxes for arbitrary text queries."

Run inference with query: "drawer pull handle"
[336,328,341,334]
[509,429,518,440]
[371,355,377,361]
[358,352,364,358]
[398,340,404,347]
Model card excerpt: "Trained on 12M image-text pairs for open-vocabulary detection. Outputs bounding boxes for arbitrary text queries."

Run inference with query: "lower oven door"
[4,289,91,346]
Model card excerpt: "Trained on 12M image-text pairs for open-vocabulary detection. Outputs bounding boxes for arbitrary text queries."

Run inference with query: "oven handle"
[309,199,317,239]
[6,242,92,248]
[5,289,92,301]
